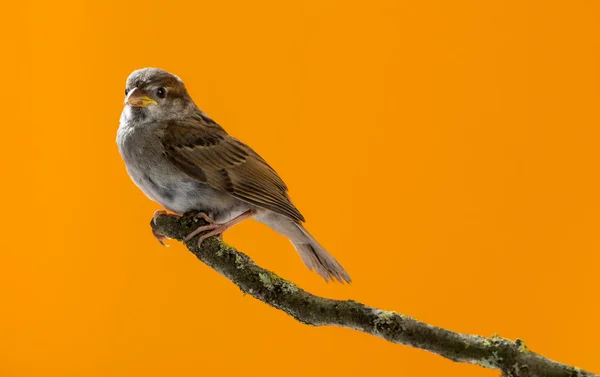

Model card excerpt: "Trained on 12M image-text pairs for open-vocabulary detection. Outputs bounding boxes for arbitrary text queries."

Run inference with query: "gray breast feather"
[117,121,247,216]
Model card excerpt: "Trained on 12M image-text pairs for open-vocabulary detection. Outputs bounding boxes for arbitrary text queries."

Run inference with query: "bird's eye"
[125,88,129,96]
[156,87,166,99]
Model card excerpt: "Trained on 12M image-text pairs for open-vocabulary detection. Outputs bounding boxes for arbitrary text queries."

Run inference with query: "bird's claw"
[153,210,167,224]
[152,209,181,246]
[184,223,226,247]
[152,227,170,247]
[153,209,182,224]
[184,209,256,248]
[192,212,215,224]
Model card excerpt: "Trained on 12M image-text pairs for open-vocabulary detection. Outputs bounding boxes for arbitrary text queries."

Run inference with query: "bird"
[116,68,351,283]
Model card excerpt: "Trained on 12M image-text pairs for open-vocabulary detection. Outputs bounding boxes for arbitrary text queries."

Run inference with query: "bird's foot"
[152,210,181,246]
[191,212,223,240]
[184,223,227,247]
[184,209,257,247]
[152,227,170,247]
[192,212,215,224]
[153,209,181,224]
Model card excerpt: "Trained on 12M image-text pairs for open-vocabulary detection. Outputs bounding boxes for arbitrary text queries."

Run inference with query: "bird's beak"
[125,87,158,107]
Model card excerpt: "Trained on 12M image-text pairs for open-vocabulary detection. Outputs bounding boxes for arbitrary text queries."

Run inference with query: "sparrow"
[116,68,351,283]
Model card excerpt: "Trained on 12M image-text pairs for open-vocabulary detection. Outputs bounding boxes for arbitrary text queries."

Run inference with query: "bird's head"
[122,68,195,123]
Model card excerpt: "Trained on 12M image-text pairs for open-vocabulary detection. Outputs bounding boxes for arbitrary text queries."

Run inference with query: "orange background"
[1,0,599,376]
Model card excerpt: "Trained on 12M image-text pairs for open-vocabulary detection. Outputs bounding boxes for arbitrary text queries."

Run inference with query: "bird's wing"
[161,112,305,222]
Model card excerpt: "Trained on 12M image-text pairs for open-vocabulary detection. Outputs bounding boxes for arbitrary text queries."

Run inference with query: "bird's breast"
[117,121,243,215]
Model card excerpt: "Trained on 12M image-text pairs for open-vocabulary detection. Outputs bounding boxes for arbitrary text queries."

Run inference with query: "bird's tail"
[292,224,352,283]
[256,212,351,283]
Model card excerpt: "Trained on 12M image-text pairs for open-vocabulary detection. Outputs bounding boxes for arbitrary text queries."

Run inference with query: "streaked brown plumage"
[161,114,305,223]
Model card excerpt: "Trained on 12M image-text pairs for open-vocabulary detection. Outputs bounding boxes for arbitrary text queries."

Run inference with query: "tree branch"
[151,213,597,377]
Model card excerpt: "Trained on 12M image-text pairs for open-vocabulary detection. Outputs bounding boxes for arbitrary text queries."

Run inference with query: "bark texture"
[152,212,598,377]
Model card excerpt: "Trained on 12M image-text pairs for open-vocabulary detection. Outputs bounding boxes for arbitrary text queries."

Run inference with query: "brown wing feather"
[161,112,305,222]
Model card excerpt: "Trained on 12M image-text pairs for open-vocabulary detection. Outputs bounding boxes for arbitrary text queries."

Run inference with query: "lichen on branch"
[151,212,598,377]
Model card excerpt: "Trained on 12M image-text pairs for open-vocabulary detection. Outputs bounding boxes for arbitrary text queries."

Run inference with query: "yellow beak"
[125,87,158,107]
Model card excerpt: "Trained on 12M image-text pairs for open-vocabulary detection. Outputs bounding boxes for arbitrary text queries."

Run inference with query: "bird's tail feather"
[292,223,351,283]
[256,212,351,283]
